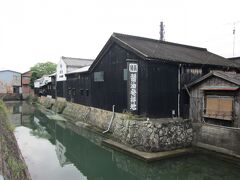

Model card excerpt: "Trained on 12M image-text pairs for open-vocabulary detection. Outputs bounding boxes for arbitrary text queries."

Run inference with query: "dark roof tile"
[112,33,240,67]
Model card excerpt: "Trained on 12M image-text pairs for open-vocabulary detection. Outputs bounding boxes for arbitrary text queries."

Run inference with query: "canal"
[5,101,240,180]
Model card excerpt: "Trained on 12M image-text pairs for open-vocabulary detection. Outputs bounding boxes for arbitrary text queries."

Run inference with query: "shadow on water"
[5,101,240,180]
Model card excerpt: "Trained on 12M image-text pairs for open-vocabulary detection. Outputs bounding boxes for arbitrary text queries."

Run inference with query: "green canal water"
[5,101,240,180]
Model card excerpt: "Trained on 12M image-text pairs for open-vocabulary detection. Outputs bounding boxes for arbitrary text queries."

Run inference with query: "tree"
[29,62,57,88]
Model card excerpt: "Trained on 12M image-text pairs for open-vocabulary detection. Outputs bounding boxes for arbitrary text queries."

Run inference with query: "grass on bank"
[0,99,26,179]
[26,94,38,104]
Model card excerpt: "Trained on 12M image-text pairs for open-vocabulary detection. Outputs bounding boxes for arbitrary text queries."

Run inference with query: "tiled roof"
[112,33,240,67]
[62,56,94,67]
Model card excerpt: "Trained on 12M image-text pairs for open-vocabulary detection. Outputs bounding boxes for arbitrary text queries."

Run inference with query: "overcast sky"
[0,0,240,73]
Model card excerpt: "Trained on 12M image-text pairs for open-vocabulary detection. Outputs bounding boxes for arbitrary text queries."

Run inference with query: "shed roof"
[61,56,94,67]
[187,71,240,88]
[111,33,240,67]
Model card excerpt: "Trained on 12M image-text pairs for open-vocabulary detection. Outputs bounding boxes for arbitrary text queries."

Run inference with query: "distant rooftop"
[61,56,94,67]
[228,56,240,61]
[228,56,240,65]
[0,70,21,74]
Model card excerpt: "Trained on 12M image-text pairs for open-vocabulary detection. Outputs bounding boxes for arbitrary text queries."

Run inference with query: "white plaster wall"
[56,58,67,81]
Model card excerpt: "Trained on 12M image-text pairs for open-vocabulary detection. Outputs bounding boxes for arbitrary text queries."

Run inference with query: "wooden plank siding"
[90,43,140,113]
[66,73,91,106]
[56,81,66,98]
[147,62,178,117]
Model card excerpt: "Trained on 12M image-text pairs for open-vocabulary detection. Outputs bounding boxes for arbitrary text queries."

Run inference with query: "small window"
[13,86,19,93]
[185,68,202,75]
[86,89,89,96]
[68,88,71,95]
[94,71,104,82]
[72,88,76,96]
[80,89,84,96]
[123,69,127,81]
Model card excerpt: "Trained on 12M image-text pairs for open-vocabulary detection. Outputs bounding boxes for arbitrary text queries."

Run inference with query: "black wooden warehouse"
[62,33,240,118]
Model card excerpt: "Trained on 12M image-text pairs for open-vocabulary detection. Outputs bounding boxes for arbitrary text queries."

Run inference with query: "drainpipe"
[103,105,115,134]
[178,64,181,117]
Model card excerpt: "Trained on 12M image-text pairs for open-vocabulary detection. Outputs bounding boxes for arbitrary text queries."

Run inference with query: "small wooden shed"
[187,71,240,127]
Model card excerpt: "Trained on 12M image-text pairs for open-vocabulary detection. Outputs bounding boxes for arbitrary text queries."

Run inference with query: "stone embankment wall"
[39,96,193,152]
[0,94,22,101]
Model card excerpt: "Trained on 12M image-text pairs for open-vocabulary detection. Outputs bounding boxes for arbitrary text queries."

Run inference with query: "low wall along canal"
[39,96,193,152]
[193,123,240,159]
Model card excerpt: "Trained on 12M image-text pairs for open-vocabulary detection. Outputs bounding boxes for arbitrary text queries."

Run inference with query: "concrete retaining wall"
[193,123,240,158]
[39,96,193,152]
[0,94,22,101]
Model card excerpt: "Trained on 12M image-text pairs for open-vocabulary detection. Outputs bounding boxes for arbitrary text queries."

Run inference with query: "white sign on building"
[127,61,138,112]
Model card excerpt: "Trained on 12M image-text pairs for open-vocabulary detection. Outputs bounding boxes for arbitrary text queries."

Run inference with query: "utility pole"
[160,21,165,41]
[229,21,240,57]
[233,22,236,56]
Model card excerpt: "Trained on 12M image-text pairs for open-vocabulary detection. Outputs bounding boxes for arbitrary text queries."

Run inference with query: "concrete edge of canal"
[102,139,194,162]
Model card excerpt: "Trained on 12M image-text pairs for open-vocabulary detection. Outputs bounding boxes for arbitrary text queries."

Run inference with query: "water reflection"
[6,102,240,180]
[5,101,34,127]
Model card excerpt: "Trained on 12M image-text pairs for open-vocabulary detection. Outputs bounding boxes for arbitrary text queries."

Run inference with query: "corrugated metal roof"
[66,65,90,75]
[112,33,240,67]
[62,56,94,67]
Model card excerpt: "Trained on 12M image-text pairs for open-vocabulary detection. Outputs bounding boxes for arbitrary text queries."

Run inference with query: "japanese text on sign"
[128,63,138,111]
